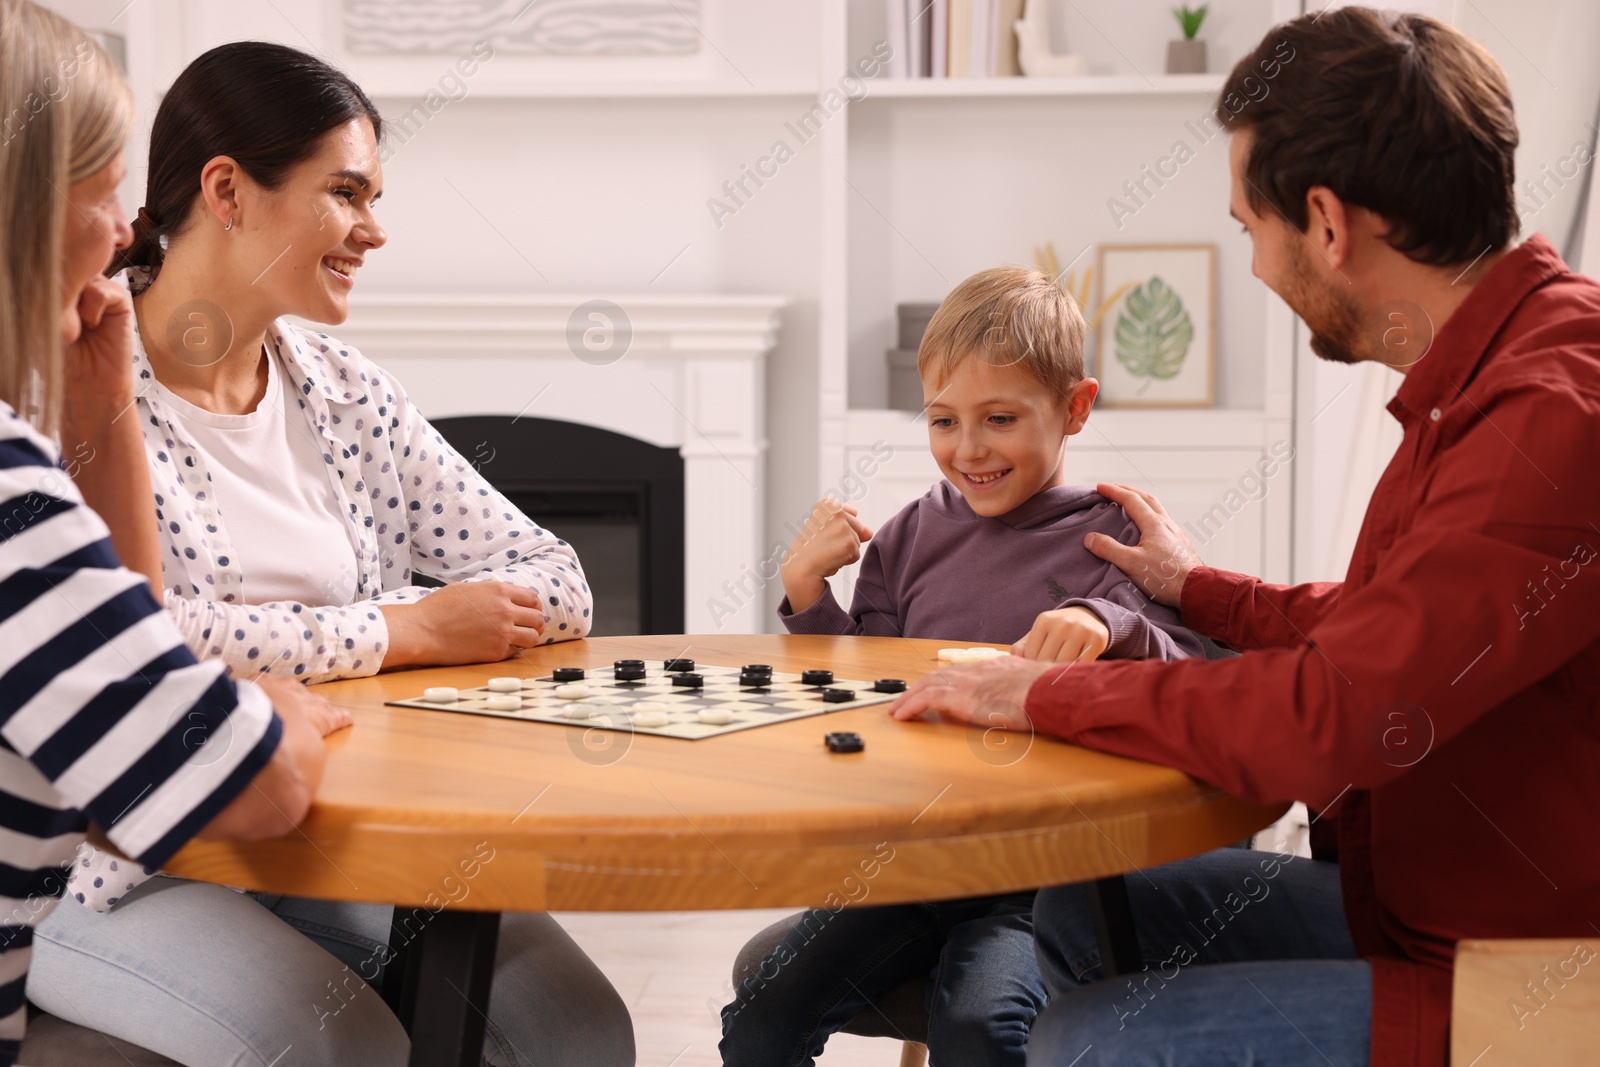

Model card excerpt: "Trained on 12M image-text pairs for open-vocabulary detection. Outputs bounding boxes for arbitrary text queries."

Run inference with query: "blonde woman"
[0,2,344,1063]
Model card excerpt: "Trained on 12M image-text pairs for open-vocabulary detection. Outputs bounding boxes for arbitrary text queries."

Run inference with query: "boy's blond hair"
[917,265,1087,398]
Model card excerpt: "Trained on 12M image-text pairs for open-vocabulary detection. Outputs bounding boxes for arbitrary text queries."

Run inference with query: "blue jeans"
[28,876,635,1066]
[1027,849,1372,1066]
[720,891,1046,1067]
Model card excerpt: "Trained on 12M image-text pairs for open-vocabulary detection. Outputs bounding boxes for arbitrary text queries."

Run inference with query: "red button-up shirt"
[1027,234,1600,1066]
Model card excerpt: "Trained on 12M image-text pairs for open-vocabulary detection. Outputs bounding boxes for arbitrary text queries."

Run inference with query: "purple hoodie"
[779,481,1202,661]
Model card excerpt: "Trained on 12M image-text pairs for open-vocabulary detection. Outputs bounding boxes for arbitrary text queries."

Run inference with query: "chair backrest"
[1452,938,1599,1065]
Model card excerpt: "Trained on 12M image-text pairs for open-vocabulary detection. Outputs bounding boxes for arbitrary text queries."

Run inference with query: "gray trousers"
[28,876,635,1066]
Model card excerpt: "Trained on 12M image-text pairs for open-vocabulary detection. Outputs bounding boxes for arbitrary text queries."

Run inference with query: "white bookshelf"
[861,73,1227,97]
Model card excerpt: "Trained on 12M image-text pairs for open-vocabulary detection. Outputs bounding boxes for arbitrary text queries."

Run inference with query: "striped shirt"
[0,403,281,1065]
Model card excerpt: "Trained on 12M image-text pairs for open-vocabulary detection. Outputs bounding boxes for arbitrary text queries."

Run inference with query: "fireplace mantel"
[329,295,787,359]
[311,294,786,634]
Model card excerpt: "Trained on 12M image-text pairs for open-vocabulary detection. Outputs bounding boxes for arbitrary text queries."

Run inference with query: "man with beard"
[886,8,1600,1067]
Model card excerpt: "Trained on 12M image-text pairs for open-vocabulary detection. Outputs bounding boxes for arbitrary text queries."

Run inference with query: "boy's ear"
[1063,378,1098,435]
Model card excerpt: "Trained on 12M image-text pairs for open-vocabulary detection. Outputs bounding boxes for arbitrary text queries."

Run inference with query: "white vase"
[1015,0,1087,77]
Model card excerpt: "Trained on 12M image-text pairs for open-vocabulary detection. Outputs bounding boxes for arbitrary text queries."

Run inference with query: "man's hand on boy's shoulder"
[779,498,875,613]
[1087,483,1204,608]
[1013,606,1110,663]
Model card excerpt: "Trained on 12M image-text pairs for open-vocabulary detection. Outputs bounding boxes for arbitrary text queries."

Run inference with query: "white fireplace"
[314,294,786,634]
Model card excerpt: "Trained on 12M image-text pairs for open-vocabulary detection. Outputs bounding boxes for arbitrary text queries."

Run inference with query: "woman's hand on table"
[255,675,351,737]
[889,655,1056,728]
[379,580,546,668]
[201,676,348,841]
[1085,482,1203,609]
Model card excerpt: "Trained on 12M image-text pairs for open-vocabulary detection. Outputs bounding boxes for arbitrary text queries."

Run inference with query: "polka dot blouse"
[117,268,594,687]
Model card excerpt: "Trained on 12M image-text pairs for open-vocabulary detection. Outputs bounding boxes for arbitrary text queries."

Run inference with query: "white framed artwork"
[1092,243,1216,408]
[341,0,702,56]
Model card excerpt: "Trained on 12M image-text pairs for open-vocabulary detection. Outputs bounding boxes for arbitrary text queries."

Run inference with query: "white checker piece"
[386,664,901,740]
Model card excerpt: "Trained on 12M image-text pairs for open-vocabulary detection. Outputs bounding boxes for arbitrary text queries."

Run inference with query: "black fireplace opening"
[427,415,684,636]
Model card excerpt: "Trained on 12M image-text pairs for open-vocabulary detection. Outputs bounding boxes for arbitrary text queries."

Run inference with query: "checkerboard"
[386,663,901,740]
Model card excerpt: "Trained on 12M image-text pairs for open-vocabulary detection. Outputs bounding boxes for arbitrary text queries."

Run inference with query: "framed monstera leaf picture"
[1093,244,1216,408]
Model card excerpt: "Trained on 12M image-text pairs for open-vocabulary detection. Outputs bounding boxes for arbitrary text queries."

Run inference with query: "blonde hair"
[918,265,1087,398]
[0,0,133,437]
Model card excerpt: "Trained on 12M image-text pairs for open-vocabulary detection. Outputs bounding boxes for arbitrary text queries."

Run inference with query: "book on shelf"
[887,0,1022,79]
[948,0,970,77]
[991,0,1023,76]
[887,0,908,78]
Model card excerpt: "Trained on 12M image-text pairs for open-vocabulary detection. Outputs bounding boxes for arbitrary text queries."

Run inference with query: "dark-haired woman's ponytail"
[111,205,164,274]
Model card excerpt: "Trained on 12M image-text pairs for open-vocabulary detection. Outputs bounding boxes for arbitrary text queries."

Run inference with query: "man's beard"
[1281,237,1366,365]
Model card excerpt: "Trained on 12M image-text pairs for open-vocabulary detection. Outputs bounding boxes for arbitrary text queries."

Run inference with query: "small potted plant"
[1167,4,1208,74]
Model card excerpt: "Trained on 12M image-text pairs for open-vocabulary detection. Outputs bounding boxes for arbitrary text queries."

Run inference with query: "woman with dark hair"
[26,40,633,1067]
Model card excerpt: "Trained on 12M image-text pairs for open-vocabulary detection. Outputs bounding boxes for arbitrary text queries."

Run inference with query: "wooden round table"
[165,635,1285,1065]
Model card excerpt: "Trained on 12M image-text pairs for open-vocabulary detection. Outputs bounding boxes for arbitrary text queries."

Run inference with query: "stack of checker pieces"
[386,659,910,741]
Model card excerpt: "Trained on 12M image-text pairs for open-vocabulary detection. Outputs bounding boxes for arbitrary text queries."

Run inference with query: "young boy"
[780,264,1200,661]
[720,266,1203,1067]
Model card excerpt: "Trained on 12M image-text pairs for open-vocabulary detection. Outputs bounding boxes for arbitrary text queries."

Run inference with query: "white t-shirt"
[148,350,359,606]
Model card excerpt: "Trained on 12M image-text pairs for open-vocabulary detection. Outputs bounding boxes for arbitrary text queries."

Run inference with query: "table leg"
[390,909,502,1067]
[1088,875,1143,976]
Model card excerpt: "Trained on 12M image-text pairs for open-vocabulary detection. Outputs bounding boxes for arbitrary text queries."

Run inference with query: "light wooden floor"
[553,909,893,1067]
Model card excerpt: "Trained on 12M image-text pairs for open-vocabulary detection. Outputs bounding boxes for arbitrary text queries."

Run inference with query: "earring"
[224,216,234,231]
